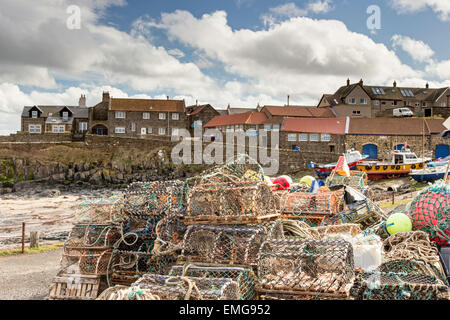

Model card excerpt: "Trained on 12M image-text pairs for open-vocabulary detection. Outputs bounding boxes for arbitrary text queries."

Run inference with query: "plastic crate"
[439,246,450,281]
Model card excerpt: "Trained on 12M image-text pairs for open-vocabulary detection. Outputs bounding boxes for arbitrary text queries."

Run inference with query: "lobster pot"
[260,292,344,300]
[350,271,449,300]
[131,274,240,300]
[155,214,187,247]
[169,264,257,300]
[180,224,268,266]
[122,180,184,219]
[60,247,115,275]
[277,190,345,217]
[65,224,122,247]
[257,239,355,299]
[110,252,178,286]
[379,259,448,285]
[77,197,126,224]
[408,182,450,245]
[326,171,368,192]
[185,181,278,225]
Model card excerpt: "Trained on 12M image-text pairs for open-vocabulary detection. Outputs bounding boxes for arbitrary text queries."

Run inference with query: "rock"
[38,189,61,197]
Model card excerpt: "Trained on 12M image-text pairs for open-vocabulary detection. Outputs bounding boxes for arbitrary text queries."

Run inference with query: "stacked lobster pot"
[109,180,187,287]
[256,238,355,300]
[48,223,123,300]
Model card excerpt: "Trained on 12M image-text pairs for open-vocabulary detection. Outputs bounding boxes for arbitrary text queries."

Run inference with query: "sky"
[0,0,449,135]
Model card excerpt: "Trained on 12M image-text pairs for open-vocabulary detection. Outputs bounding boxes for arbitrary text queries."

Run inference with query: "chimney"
[167,96,169,100]
[347,78,350,86]
[359,79,363,86]
[257,103,261,112]
[426,83,429,89]
[102,91,110,102]
[78,94,86,108]
[287,95,290,106]
[393,81,397,88]
[196,99,198,106]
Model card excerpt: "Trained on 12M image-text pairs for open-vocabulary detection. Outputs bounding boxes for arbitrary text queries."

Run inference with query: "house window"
[31,111,38,118]
[415,102,420,107]
[423,102,427,107]
[373,100,379,105]
[264,124,271,131]
[352,110,361,115]
[329,145,335,153]
[148,127,152,134]
[52,125,64,133]
[115,111,126,119]
[159,113,166,120]
[273,124,280,131]
[440,102,447,107]
[172,128,179,136]
[172,113,179,120]
[29,124,41,133]
[158,128,166,135]
[392,101,398,106]
[62,111,69,119]
[349,98,356,104]
[143,112,150,119]
[131,123,136,132]
[321,134,331,142]
[360,98,367,104]
[115,127,126,134]
[288,134,297,141]
[79,122,87,131]
[299,133,308,141]
[310,133,319,142]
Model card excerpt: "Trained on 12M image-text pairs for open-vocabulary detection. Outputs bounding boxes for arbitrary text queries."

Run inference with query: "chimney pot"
[393,81,397,87]
[347,78,350,86]
[287,95,290,106]
[167,96,169,100]
[79,94,87,108]
[426,83,429,89]
[359,79,363,86]
[102,91,110,102]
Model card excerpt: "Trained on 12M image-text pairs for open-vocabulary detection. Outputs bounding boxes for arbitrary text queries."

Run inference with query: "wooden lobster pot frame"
[257,239,355,299]
[169,263,258,300]
[60,246,115,276]
[180,224,268,267]
[185,181,279,225]
[48,274,105,300]
[325,171,368,192]
[65,224,122,247]
[132,274,240,300]
[269,219,361,239]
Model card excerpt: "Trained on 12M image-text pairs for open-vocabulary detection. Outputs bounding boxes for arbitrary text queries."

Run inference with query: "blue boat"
[410,167,446,182]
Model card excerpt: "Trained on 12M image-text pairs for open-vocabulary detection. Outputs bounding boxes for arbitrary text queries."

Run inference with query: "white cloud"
[167,48,185,58]
[426,60,450,80]
[391,34,435,63]
[262,1,333,26]
[149,10,419,101]
[390,0,450,21]
[307,0,334,14]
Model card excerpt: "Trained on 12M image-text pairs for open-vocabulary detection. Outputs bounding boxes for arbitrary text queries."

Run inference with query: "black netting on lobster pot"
[180,224,268,266]
[257,239,354,298]
[131,274,240,300]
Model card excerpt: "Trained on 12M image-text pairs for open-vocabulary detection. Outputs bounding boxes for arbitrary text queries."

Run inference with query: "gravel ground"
[0,248,63,300]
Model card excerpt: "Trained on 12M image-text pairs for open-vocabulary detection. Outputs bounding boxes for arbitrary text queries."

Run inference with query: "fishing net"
[180,224,268,266]
[76,197,126,224]
[350,271,449,300]
[169,264,258,300]
[131,274,240,300]
[409,180,450,245]
[325,171,368,192]
[185,181,278,225]
[378,259,448,285]
[257,239,355,299]
[60,247,114,275]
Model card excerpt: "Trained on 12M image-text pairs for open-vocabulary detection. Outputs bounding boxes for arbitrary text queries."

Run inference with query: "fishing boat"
[356,147,431,180]
[309,149,368,178]
[410,166,446,182]
[427,155,450,168]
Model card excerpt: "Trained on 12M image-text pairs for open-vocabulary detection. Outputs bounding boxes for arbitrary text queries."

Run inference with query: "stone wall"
[0,133,73,143]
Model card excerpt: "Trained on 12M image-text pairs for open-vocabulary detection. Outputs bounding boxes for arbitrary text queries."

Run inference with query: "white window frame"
[115,111,126,119]
[373,100,379,105]
[115,127,126,134]
[352,110,361,115]
[171,128,179,136]
[159,113,166,120]
[264,124,271,131]
[131,123,136,132]
[299,133,308,141]
[440,102,446,107]
[288,133,297,142]
[143,112,150,120]
[52,125,64,133]
[273,124,280,131]
[148,127,152,134]
[62,111,69,119]
[172,113,179,120]
[310,133,319,142]
[29,124,41,133]
[158,127,166,135]
[321,133,331,142]
[79,122,87,131]
[31,110,38,118]
[349,98,356,104]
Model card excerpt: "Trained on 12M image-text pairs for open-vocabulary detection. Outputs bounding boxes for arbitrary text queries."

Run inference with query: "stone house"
[204,111,269,138]
[186,104,220,135]
[88,92,187,138]
[280,117,347,153]
[21,96,89,136]
[345,118,448,160]
[319,79,450,118]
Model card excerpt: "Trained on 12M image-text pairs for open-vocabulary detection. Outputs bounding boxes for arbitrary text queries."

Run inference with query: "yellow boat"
[356,148,431,180]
